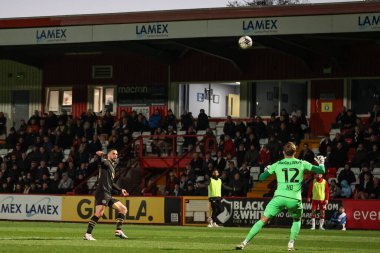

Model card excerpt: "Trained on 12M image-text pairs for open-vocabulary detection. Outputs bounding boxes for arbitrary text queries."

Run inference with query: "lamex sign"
[358,14,380,31]
[0,194,62,221]
[242,18,278,34]
[135,23,169,39]
[36,28,67,43]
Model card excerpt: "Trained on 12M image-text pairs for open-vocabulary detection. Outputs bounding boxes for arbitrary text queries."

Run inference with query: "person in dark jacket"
[196,109,209,131]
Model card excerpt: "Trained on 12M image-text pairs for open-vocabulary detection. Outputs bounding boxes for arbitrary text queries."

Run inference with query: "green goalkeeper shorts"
[263,196,303,219]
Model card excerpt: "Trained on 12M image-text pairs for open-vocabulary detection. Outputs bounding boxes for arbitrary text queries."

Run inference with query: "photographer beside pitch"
[83,150,129,241]
[236,142,325,251]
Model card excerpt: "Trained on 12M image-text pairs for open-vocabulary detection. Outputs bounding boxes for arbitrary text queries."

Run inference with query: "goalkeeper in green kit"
[236,142,325,251]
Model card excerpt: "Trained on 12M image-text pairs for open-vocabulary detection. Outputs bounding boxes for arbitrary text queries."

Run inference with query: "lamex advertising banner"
[62,196,165,224]
[343,200,380,230]
[214,198,341,227]
[0,194,62,221]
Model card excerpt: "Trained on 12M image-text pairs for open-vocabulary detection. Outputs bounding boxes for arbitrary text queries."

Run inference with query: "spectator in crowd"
[369,103,380,124]
[225,172,245,196]
[266,114,279,138]
[103,110,115,135]
[28,110,41,126]
[184,181,197,196]
[367,144,380,168]
[180,110,193,131]
[319,133,332,156]
[245,132,260,152]
[5,127,18,149]
[288,115,303,145]
[338,164,356,185]
[172,183,184,196]
[358,165,372,185]
[164,171,179,195]
[329,179,341,199]
[340,180,352,198]
[331,133,346,149]
[141,178,158,196]
[352,126,364,148]
[267,135,281,162]
[239,162,251,193]
[324,145,335,168]
[183,125,197,151]
[325,206,347,231]
[223,116,236,139]
[371,177,380,199]
[335,107,347,128]
[148,109,162,133]
[223,134,236,157]
[258,145,271,169]
[196,109,209,131]
[332,142,348,168]
[351,143,368,167]
[164,109,177,131]
[298,143,315,163]
[354,173,374,199]
[341,109,357,130]
[235,119,247,139]
[189,152,203,178]
[214,150,226,171]
[234,131,244,150]
[58,173,73,193]
[80,109,96,128]
[151,127,168,156]
[236,143,246,168]
[244,144,259,166]
[252,116,267,140]
[277,122,290,145]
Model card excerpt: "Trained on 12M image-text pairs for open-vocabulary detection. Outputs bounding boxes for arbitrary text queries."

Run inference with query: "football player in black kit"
[83,150,129,240]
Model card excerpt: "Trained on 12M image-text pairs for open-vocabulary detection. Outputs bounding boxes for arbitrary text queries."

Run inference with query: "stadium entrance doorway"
[310,79,344,136]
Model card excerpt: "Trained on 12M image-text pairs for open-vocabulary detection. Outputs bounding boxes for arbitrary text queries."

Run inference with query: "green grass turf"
[0,221,379,253]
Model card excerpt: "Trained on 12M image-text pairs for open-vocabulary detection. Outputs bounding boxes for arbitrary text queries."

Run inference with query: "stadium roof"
[0,1,379,70]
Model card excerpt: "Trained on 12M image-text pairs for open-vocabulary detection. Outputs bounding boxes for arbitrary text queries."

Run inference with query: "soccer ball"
[238,36,253,49]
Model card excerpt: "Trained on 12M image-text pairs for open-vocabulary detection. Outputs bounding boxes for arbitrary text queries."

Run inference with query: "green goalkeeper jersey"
[267,157,314,201]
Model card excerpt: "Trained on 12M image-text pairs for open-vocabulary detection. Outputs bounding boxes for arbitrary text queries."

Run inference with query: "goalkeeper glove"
[314,155,325,165]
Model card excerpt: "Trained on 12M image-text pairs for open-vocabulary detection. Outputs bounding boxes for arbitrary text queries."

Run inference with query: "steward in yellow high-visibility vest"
[206,169,223,227]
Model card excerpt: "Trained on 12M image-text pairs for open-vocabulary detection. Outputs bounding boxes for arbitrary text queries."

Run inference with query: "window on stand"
[253,81,308,117]
[351,79,380,115]
[46,88,72,114]
[91,86,115,114]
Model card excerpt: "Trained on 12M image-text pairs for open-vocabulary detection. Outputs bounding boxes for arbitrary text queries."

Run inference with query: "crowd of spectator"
[143,107,310,197]
[314,104,380,199]
[0,109,135,195]
[0,103,379,200]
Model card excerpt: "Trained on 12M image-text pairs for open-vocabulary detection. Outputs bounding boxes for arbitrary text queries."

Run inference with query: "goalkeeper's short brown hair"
[283,142,296,156]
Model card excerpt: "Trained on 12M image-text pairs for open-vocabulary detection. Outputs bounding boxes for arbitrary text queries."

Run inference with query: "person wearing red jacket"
[307,174,330,230]
[223,134,236,156]
[258,145,271,167]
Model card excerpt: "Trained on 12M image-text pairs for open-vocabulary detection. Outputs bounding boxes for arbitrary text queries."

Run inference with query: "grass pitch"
[0,221,379,252]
